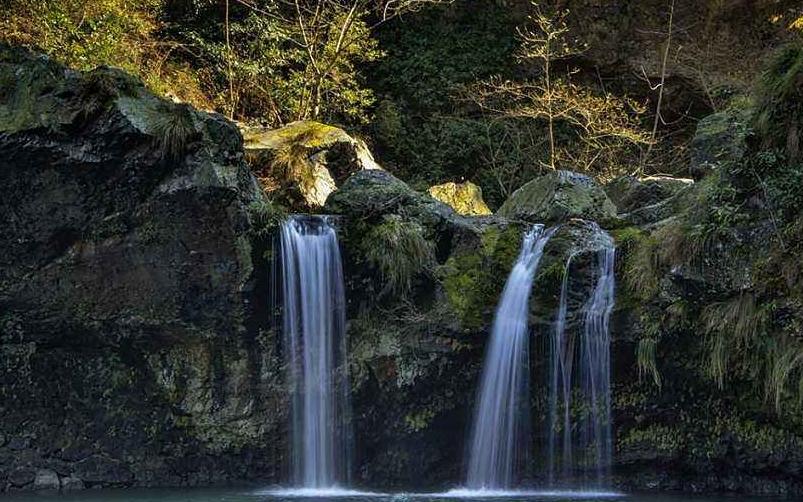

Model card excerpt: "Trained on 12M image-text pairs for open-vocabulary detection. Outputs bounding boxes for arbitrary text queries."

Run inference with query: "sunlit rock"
[428,181,492,216]
[242,120,381,209]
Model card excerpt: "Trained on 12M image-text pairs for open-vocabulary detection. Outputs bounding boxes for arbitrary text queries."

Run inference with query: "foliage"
[754,42,803,162]
[465,3,650,180]
[620,230,660,299]
[1,0,159,72]
[765,336,803,413]
[0,0,207,106]
[367,0,519,205]
[168,1,385,123]
[247,199,287,243]
[361,215,435,297]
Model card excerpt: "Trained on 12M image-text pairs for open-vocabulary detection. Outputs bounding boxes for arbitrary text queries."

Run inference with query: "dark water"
[0,488,790,502]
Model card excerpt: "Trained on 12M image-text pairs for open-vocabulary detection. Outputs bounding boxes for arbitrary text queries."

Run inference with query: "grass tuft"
[701,292,767,389]
[362,215,435,297]
[636,337,662,389]
[765,336,803,413]
[150,103,196,161]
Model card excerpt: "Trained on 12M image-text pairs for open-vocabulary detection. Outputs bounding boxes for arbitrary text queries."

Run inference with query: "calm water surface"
[0,488,791,502]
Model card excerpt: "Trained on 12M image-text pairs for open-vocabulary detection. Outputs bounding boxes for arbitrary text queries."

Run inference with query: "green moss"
[404,409,436,432]
[428,181,492,215]
[440,225,522,329]
[0,52,66,133]
[619,424,685,457]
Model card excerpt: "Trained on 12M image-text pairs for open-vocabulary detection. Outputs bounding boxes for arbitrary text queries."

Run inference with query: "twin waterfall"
[278,215,615,492]
[279,216,351,489]
[466,226,556,489]
[466,225,616,491]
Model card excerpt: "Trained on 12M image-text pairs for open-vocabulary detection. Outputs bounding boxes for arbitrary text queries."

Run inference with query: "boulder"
[33,469,59,492]
[243,120,381,209]
[427,181,492,216]
[606,175,693,213]
[689,104,750,180]
[497,170,617,225]
[59,476,85,491]
[6,467,35,488]
[325,169,457,230]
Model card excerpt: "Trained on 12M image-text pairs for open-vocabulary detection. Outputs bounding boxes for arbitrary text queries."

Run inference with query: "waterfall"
[547,232,615,487]
[280,215,351,489]
[466,225,556,490]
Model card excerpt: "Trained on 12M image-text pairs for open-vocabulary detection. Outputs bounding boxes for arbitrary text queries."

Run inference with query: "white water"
[261,487,388,497]
[258,487,625,498]
[579,247,615,485]
[280,215,351,488]
[547,229,615,487]
[466,225,556,490]
[441,488,623,498]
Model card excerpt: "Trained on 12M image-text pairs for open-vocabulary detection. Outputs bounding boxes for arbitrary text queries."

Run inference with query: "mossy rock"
[427,181,492,216]
[497,170,617,225]
[242,120,382,209]
[606,175,694,214]
[325,169,455,228]
[439,223,524,329]
[689,102,752,180]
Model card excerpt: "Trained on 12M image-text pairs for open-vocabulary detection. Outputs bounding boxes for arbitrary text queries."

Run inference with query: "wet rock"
[60,476,85,491]
[72,456,133,486]
[6,437,29,451]
[7,467,35,488]
[0,46,279,491]
[33,469,59,492]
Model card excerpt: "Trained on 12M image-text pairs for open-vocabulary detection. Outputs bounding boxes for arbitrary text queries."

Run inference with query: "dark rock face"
[0,47,285,491]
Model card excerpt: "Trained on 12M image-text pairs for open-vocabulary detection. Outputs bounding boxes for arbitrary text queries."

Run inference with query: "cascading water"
[279,215,351,489]
[547,229,615,487]
[580,246,615,484]
[466,225,556,490]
